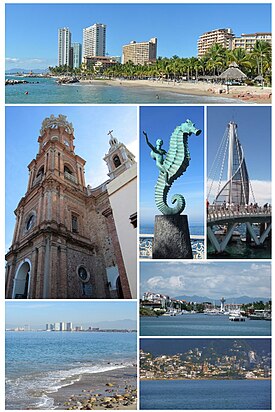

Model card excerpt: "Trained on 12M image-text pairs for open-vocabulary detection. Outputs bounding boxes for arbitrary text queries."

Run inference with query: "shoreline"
[140,377,271,381]
[50,366,137,410]
[78,78,272,104]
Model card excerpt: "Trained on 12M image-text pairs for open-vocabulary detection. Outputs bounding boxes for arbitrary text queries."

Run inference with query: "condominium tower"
[197,28,234,57]
[122,38,157,65]
[72,43,82,68]
[58,27,72,66]
[82,23,106,60]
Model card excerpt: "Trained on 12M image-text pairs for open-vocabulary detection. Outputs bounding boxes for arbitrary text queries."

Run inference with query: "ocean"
[5,331,137,410]
[140,379,271,409]
[5,76,242,104]
[140,313,271,336]
[140,224,204,236]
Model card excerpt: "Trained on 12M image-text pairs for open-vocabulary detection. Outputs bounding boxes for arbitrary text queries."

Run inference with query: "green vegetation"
[49,41,271,86]
[241,300,271,311]
[140,307,158,317]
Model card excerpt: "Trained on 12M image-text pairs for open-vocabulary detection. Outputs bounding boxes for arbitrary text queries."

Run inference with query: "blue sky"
[5,301,137,329]
[207,106,271,204]
[5,3,271,69]
[140,261,271,299]
[140,106,204,228]
[5,106,137,250]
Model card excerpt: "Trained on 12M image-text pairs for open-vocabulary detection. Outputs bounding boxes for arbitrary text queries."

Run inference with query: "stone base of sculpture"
[152,214,193,259]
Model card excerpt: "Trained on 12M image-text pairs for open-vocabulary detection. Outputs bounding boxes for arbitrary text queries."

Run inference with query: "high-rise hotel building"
[197,28,234,57]
[122,38,157,65]
[82,23,106,60]
[232,32,272,52]
[58,27,72,66]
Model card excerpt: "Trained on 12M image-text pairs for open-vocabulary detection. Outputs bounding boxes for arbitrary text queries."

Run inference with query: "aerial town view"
[140,339,271,409]
[5,3,271,104]
[5,301,137,410]
[140,261,271,336]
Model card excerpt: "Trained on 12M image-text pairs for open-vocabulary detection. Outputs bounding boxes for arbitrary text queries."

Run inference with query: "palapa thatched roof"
[254,75,264,81]
[219,62,247,80]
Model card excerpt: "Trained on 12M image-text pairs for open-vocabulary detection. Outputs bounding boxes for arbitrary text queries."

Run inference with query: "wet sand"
[51,366,137,410]
[79,78,271,104]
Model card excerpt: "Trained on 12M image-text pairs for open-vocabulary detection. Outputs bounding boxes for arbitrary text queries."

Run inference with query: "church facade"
[5,114,137,299]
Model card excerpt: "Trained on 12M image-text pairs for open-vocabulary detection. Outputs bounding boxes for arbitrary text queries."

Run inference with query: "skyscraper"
[72,43,82,69]
[82,23,106,60]
[58,27,72,66]
[122,38,157,65]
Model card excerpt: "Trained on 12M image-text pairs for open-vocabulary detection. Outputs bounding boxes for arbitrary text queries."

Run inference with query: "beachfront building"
[5,114,137,300]
[197,28,234,57]
[122,37,157,65]
[82,23,106,61]
[72,43,82,69]
[58,27,72,66]
[82,56,117,73]
[232,32,272,52]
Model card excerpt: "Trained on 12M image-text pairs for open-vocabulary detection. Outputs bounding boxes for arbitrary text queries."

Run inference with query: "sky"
[5,106,137,250]
[140,261,271,300]
[207,106,271,205]
[140,106,204,228]
[5,301,137,329]
[5,3,271,69]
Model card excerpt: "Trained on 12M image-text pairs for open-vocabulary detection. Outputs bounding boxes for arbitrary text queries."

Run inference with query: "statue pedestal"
[152,214,193,259]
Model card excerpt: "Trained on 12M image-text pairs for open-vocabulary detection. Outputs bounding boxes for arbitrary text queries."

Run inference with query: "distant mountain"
[174,295,271,304]
[5,68,48,74]
[93,318,137,330]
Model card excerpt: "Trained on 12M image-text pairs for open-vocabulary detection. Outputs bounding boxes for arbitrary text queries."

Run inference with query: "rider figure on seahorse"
[144,119,201,215]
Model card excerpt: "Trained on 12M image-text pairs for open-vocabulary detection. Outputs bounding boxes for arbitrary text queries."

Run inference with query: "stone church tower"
[5,114,135,299]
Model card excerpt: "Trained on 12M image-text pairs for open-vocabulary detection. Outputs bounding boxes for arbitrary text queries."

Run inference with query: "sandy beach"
[79,78,272,104]
[51,366,137,410]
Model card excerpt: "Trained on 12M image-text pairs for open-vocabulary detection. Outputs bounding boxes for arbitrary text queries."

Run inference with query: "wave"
[6,360,135,410]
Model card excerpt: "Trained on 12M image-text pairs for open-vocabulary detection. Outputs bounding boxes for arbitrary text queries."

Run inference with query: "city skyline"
[5,106,138,251]
[140,261,271,300]
[6,3,271,70]
[5,301,137,329]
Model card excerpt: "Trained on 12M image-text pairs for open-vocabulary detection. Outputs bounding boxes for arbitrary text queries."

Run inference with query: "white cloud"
[207,179,271,205]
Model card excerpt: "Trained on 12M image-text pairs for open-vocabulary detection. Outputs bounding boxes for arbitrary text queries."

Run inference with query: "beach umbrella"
[219,62,247,81]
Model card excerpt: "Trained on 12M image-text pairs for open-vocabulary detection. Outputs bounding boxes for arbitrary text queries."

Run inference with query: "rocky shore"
[5,79,40,85]
[52,366,137,410]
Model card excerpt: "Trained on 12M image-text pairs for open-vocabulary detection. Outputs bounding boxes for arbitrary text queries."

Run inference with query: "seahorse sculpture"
[144,119,201,215]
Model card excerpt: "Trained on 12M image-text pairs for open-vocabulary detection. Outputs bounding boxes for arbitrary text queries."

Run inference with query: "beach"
[79,78,272,104]
[52,366,137,410]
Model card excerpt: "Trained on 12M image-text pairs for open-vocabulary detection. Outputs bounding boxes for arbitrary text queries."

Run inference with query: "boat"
[229,311,246,322]
[248,310,271,320]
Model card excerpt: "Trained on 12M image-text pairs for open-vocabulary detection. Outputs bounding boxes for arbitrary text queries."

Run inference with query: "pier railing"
[207,204,271,223]
[140,234,205,259]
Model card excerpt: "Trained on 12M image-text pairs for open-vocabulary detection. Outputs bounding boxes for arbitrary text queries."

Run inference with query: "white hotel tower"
[58,27,72,66]
[82,23,106,61]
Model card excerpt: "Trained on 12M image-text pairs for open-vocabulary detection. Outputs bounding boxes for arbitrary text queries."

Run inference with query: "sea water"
[5,331,137,410]
[5,76,243,104]
[140,379,271,409]
[140,224,204,236]
[140,313,271,336]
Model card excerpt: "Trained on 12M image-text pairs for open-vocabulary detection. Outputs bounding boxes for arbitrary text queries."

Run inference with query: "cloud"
[6,57,19,63]
[141,262,271,299]
[207,179,271,204]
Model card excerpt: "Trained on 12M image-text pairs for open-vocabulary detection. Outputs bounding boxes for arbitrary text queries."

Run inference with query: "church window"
[113,155,121,168]
[36,166,44,178]
[72,214,78,233]
[78,266,89,282]
[26,214,35,231]
[64,139,70,147]
[64,165,73,175]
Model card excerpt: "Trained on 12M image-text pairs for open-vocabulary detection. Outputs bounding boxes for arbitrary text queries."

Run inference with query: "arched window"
[64,165,73,175]
[113,155,121,168]
[26,214,35,231]
[36,166,44,178]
